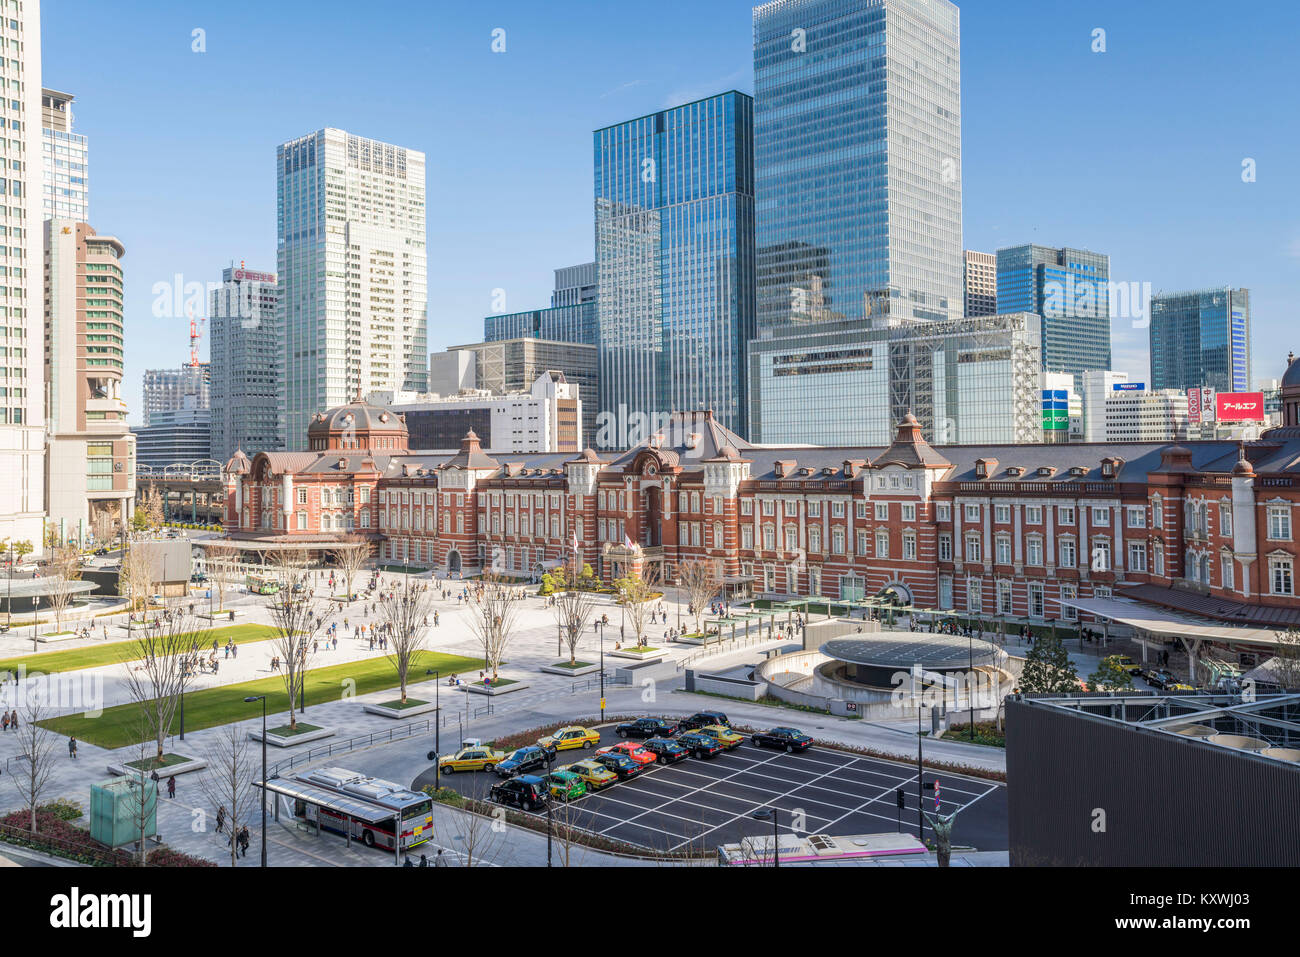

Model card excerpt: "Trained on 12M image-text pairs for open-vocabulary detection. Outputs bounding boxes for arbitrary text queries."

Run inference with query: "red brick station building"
[217,357,1300,662]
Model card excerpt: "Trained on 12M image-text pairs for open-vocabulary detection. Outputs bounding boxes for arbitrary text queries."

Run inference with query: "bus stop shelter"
[254,777,405,863]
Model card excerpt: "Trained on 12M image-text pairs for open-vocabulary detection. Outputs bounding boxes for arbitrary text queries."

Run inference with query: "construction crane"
[186,305,207,369]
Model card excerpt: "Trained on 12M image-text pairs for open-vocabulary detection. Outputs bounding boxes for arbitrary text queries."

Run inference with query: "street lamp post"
[917,696,925,842]
[31,595,40,651]
[752,807,780,867]
[545,801,553,867]
[596,620,605,721]
[431,670,441,791]
[968,630,974,741]
[244,694,268,867]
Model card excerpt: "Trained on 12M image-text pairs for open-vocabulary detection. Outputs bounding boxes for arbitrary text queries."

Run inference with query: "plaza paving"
[0,564,1058,866]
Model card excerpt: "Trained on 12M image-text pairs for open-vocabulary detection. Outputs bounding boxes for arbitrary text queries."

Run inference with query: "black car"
[675,731,724,758]
[751,727,813,753]
[591,752,645,780]
[678,711,730,732]
[489,774,550,811]
[494,744,558,777]
[93,547,108,557]
[615,717,680,739]
[1145,669,1176,689]
[641,737,689,764]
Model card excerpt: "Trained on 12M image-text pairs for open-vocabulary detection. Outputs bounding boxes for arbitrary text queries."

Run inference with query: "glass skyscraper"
[1150,287,1251,394]
[209,264,281,461]
[41,89,88,222]
[594,90,755,439]
[996,244,1111,382]
[749,0,963,444]
[277,129,428,448]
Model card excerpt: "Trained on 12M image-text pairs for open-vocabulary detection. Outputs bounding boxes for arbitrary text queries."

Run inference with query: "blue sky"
[42,0,1300,421]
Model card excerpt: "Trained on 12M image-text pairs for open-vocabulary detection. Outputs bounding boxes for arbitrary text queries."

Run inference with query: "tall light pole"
[545,801,553,867]
[917,690,925,842]
[244,694,268,867]
[596,620,606,721]
[431,669,441,791]
[752,807,780,867]
[968,630,975,741]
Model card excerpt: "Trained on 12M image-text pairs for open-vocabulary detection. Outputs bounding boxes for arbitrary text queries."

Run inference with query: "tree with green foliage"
[1018,633,1080,694]
[1087,655,1135,692]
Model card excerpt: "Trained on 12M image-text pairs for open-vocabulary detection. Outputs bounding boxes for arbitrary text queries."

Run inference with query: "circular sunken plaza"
[820,632,1002,690]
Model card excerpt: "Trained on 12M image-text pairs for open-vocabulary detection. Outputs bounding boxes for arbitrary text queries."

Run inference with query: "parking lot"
[414,726,1007,854]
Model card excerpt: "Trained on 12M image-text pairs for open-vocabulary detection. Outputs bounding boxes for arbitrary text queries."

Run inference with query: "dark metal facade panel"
[1007,698,1300,866]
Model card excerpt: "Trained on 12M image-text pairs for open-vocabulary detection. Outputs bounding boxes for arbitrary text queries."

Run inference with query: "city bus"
[245,573,280,595]
[294,767,434,853]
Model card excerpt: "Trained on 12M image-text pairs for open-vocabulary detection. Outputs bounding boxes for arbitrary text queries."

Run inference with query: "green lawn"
[39,650,484,749]
[0,624,282,677]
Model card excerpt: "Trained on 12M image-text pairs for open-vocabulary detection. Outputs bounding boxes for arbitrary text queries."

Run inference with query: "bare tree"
[198,722,256,867]
[139,486,165,532]
[465,572,524,682]
[120,603,198,761]
[121,714,160,865]
[551,564,596,665]
[1266,630,1300,691]
[43,545,83,636]
[265,549,329,731]
[330,535,370,601]
[93,510,119,548]
[204,541,239,614]
[9,696,58,833]
[379,577,434,705]
[120,542,159,617]
[615,564,659,648]
[440,802,505,867]
[678,558,720,638]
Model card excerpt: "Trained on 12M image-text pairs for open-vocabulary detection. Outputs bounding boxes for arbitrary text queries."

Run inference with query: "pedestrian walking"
[68,736,78,759]
[167,775,176,799]
[216,805,227,834]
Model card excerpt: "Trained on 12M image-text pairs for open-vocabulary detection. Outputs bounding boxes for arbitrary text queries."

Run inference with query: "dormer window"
[1101,462,1114,477]
[1069,466,1087,478]
[975,457,998,479]
[1037,466,1055,477]
[1006,466,1023,477]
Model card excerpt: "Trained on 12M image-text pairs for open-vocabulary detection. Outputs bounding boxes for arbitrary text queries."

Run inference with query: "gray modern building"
[1150,287,1251,394]
[483,302,598,347]
[594,89,756,440]
[748,312,1044,446]
[996,244,1111,383]
[749,0,963,443]
[134,408,212,471]
[141,365,209,427]
[209,264,280,461]
[551,261,598,307]
[448,337,599,446]
[276,129,428,448]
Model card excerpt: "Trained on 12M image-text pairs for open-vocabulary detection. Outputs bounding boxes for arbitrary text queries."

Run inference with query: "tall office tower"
[594,90,755,438]
[749,0,963,443]
[41,88,88,221]
[0,2,45,552]
[277,129,428,447]
[1150,287,1251,394]
[141,365,209,426]
[551,261,598,307]
[209,264,280,461]
[44,220,134,543]
[996,244,1111,382]
[964,250,997,317]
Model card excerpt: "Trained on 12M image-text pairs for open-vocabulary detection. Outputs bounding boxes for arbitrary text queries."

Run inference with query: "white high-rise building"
[277,128,428,449]
[209,263,279,462]
[41,88,87,221]
[0,2,44,553]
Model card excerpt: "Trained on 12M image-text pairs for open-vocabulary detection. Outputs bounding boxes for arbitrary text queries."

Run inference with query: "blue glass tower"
[593,91,755,440]
[1150,287,1251,394]
[996,244,1111,381]
[749,0,963,444]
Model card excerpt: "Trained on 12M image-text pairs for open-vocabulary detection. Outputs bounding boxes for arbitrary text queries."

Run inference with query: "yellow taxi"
[537,726,600,752]
[1167,683,1196,692]
[698,724,745,751]
[563,759,619,791]
[438,745,506,773]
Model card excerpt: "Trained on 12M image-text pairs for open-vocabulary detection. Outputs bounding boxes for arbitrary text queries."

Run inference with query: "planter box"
[464,680,530,696]
[607,648,663,663]
[541,662,601,677]
[248,725,335,748]
[37,631,80,643]
[363,699,438,718]
[108,755,208,778]
[197,610,234,621]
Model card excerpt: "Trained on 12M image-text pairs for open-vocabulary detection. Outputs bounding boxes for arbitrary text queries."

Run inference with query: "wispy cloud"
[600,79,646,99]
[663,68,750,108]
